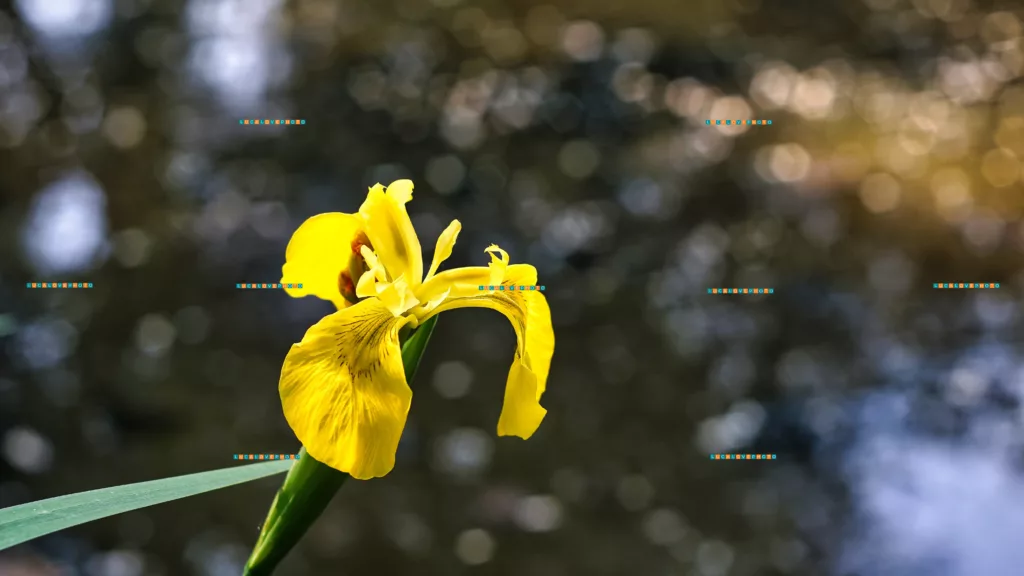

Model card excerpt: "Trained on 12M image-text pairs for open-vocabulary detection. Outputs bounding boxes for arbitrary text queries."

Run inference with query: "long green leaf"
[0,460,292,550]
[243,315,439,575]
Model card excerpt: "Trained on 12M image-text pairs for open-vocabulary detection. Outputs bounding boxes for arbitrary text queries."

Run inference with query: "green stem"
[242,447,344,576]
[243,315,439,575]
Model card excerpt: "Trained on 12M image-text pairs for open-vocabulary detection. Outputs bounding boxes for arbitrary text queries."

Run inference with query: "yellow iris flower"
[278,179,554,480]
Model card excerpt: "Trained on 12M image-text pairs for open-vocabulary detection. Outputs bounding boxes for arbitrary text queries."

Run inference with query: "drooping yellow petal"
[412,246,512,311]
[424,263,553,438]
[425,220,462,281]
[278,298,415,479]
[359,181,424,288]
[418,287,451,316]
[281,213,364,310]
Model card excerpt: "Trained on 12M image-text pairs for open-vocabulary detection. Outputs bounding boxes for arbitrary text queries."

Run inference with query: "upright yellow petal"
[281,213,364,310]
[355,246,389,299]
[425,220,462,281]
[359,181,424,288]
[424,263,553,438]
[485,244,509,286]
[279,299,415,479]
[384,178,414,203]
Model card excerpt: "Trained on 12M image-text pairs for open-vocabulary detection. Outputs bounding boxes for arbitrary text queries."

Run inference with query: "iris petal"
[414,266,491,306]
[376,275,420,316]
[278,298,415,479]
[359,181,424,288]
[485,244,509,286]
[281,213,364,310]
[425,220,462,281]
[423,263,553,438]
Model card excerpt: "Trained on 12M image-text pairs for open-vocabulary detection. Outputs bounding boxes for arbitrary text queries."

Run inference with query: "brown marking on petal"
[339,271,359,305]
[348,230,377,291]
[337,230,375,305]
[351,231,373,256]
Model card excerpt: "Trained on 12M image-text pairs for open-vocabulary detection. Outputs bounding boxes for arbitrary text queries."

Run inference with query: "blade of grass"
[0,460,292,550]
[243,315,439,576]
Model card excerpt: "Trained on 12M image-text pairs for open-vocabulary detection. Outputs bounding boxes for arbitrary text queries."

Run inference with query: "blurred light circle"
[3,426,53,474]
[16,318,78,370]
[434,428,493,477]
[389,513,433,554]
[513,495,564,532]
[981,12,1022,45]
[750,62,797,110]
[611,28,657,64]
[135,314,177,357]
[696,540,735,576]
[113,228,152,268]
[611,63,653,103]
[432,361,473,399]
[790,74,836,120]
[558,140,601,179]
[250,202,290,240]
[768,143,812,183]
[616,474,654,511]
[454,529,495,565]
[561,21,604,62]
[981,148,1019,187]
[15,0,112,37]
[708,95,753,135]
[962,210,1006,253]
[84,550,144,576]
[859,173,902,213]
[643,508,688,546]
[618,178,663,217]
[102,107,147,149]
[425,155,466,195]
[20,172,109,275]
[664,78,712,118]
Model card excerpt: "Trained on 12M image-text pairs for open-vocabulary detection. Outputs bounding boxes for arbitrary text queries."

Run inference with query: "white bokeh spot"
[20,172,109,275]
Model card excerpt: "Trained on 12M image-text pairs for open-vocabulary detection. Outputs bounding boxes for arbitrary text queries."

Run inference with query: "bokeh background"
[3,0,1024,574]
